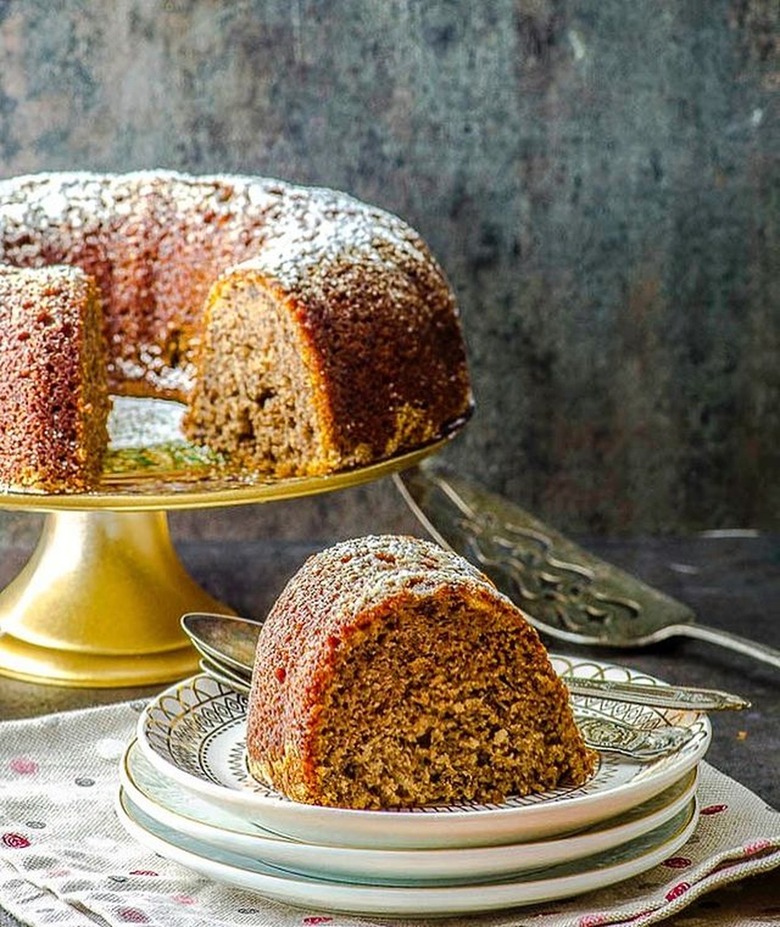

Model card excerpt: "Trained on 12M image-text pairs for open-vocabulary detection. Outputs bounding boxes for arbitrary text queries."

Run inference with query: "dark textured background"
[0,0,778,545]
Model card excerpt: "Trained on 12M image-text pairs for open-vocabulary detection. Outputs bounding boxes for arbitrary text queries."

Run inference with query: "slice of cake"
[246,534,597,809]
[0,266,110,491]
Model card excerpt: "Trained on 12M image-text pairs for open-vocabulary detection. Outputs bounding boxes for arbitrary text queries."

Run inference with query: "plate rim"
[121,737,700,883]
[115,787,700,916]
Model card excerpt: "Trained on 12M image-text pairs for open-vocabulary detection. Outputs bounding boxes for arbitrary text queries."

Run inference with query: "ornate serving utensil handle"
[395,463,780,671]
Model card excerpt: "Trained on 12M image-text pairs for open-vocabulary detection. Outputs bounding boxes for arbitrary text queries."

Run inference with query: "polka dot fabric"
[0,701,778,927]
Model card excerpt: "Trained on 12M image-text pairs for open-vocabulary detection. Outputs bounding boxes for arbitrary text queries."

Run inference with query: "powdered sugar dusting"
[108,396,186,449]
[0,170,441,295]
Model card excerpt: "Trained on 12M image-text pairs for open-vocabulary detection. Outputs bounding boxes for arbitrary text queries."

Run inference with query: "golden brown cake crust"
[0,265,109,490]
[0,171,472,483]
[246,535,597,809]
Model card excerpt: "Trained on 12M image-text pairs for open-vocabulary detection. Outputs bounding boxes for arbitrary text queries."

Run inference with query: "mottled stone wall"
[0,0,778,539]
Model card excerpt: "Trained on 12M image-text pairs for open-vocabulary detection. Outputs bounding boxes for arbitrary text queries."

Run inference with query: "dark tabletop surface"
[0,528,778,925]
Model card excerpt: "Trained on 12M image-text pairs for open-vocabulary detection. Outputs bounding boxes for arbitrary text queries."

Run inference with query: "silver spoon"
[183,613,259,676]
[197,653,252,692]
[395,462,780,671]
[181,613,749,712]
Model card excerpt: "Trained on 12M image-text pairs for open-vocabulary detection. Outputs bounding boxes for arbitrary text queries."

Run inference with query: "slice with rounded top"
[246,534,597,809]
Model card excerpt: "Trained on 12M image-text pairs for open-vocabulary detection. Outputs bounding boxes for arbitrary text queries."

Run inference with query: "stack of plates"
[117,657,712,917]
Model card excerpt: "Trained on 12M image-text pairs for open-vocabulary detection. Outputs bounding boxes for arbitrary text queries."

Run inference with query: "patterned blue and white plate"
[136,657,711,850]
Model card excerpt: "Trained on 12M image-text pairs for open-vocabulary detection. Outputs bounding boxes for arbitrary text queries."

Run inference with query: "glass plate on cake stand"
[0,397,460,689]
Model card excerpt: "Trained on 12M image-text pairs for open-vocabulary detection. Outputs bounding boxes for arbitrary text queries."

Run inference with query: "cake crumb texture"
[0,265,109,491]
[246,534,597,809]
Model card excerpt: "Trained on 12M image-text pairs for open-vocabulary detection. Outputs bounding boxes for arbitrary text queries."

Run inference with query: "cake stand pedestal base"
[0,509,234,688]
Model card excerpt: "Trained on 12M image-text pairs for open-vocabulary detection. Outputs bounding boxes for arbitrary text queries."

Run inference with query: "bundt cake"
[0,265,110,491]
[246,535,597,810]
[0,171,472,488]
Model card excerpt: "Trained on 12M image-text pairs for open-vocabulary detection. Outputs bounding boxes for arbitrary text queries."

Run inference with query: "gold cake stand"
[0,399,457,688]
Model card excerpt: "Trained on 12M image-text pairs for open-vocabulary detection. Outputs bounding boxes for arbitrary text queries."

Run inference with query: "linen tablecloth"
[1,700,778,927]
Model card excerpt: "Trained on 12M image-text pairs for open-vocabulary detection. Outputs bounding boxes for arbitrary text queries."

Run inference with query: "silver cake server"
[394,461,780,671]
[181,612,749,712]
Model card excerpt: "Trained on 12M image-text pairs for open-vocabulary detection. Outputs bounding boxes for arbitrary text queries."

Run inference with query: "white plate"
[116,788,699,917]
[137,659,711,849]
[121,738,699,886]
